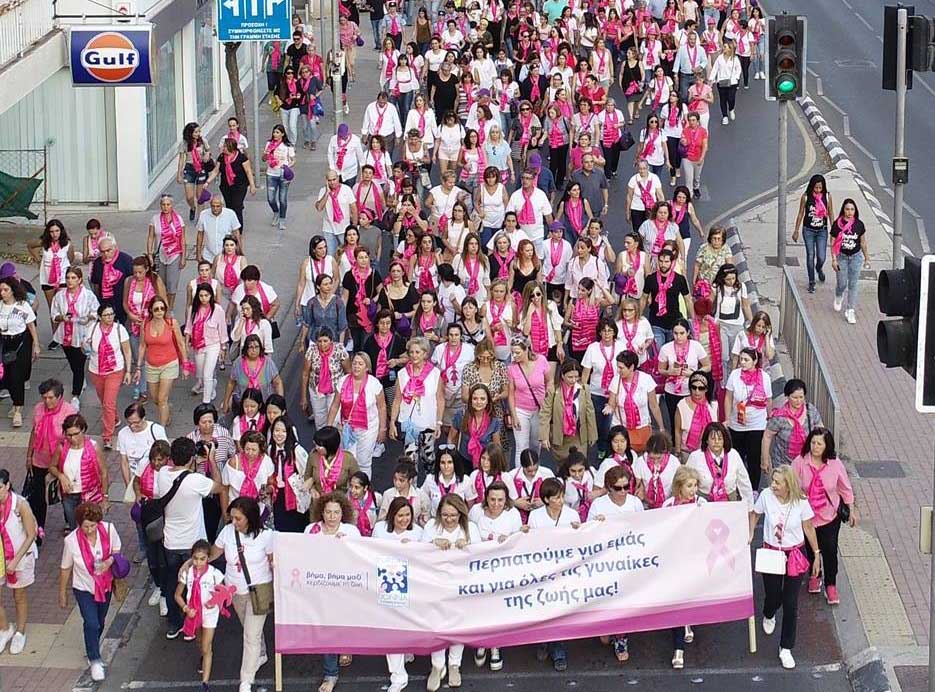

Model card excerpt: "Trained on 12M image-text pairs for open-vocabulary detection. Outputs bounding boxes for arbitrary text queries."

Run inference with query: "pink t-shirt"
[509,355,549,412]
[791,456,855,528]
[687,83,712,115]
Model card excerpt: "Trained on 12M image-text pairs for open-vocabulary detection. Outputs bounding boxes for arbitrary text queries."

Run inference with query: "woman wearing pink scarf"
[450,384,502,467]
[220,431,275,522]
[830,198,871,325]
[539,360,598,464]
[176,122,211,221]
[32,220,75,349]
[762,379,825,470]
[792,174,834,294]
[725,347,772,492]
[686,421,753,508]
[50,414,109,532]
[146,195,188,311]
[326,352,386,479]
[341,247,382,351]
[0,469,38,656]
[59,501,120,682]
[185,284,228,405]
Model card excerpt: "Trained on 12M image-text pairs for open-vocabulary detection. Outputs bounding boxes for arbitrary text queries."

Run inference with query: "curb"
[797,96,899,250]
[848,649,894,692]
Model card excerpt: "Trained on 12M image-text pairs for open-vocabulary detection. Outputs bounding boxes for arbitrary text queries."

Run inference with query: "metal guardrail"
[778,266,839,441]
[0,0,55,70]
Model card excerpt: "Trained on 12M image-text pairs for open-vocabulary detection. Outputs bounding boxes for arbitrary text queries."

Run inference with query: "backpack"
[140,471,191,544]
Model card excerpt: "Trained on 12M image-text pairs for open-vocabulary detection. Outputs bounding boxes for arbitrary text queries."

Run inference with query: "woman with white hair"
[327,352,386,478]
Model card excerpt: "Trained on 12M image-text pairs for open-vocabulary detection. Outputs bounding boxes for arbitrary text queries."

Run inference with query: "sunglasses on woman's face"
[690,384,707,391]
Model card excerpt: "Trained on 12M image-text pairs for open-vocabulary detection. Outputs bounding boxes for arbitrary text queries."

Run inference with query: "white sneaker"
[388,682,409,692]
[426,665,446,691]
[271,211,279,226]
[671,649,684,669]
[779,648,796,669]
[9,631,26,654]
[191,381,203,395]
[0,625,14,653]
[404,653,415,663]
[257,654,268,668]
[0,390,9,400]
[762,616,776,635]
[343,104,350,114]
[278,220,286,231]
[721,116,729,125]
[70,396,81,411]
[833,295,843,312]
[373,442,385,458]
[90,661,106,681]
[845,309,857,324]
[159,597,168,617]
[683,625,694,643]
[729,109,736,121]
[147,587,161,607]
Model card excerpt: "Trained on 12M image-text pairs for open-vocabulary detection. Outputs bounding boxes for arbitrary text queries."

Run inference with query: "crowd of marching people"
[0,1,870,691]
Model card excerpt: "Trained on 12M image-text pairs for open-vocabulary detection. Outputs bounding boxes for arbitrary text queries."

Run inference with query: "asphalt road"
[775,0,935,256]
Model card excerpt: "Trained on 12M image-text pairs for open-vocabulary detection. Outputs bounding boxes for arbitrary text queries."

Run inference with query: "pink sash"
[340,375,370,431]
[685,400,712,451]
[76,523,112,603]
[705,450,729,501]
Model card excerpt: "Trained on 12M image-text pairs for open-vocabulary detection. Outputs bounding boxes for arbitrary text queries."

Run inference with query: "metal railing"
[778,266,839,440]
[0,0,54,70]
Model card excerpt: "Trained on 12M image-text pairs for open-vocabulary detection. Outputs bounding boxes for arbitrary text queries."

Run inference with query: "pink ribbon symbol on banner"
[205,584,237,618]
[705,519,735,575]
[291,568,302,589]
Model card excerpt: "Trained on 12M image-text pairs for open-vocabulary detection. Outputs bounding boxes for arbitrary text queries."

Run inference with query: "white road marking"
[854,11,875,32]
[871,159,887,187]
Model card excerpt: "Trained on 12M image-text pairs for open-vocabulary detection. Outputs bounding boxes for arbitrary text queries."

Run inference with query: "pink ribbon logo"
[291,568,302,589]
[705,519,735,575]
[205,584,237,617]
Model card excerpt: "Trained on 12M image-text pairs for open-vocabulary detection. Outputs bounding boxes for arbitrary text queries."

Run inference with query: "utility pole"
[777,100,788,271]
[893,7,908,270]
[252,42,261,166]
[331,0,344,131]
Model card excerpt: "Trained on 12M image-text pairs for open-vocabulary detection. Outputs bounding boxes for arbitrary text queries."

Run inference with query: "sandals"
[317,681,335,692]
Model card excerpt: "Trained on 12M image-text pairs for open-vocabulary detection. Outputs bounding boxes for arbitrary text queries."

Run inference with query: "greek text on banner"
[273,502,754,655]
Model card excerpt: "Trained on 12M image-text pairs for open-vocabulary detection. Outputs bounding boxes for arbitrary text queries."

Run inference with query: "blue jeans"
[548,641,566,662]
[803,227,828,284]
[323,653,340,679]
[652,325,674,352]
[324,231,344,256]
[834,250,863,312]
[591,393,611,457]
[371,18,382,48]
[302,115,320,145]
[266,175,289,219]
[74,588,111,662]
[395,90,414,124]
[649,163,667,179]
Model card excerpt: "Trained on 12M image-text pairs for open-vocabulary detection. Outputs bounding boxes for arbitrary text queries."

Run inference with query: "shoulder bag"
[140,470,191,543]
[235,529,274,615]
[515,360,542,410]
[823,479,851,524]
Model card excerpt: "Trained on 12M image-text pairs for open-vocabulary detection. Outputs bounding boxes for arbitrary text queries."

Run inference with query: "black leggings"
[1,333,29,406]
[717,85,738,118]
[630,208,648,231]
[805,518,842,586]
[62,345,87,397]
[666,136,682,178]
[221,185,248,228]
[762,572,803,649]
[739,56,752,87]
[730,428,765,491]
[664,392,685,433]
[549,144,569,188]
[602,142,621,178]
[27,466,49,531]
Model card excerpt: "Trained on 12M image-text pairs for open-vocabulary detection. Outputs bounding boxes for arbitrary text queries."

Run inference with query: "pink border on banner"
[275,594,754,655]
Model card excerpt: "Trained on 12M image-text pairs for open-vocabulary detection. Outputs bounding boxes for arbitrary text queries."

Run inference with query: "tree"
[224,42,247,134]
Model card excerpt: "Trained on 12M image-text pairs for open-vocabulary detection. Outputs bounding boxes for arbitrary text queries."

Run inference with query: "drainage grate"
[854,460,906,478]
[765,256,801,267]
[105,612,132,640]
[859,270,877,281]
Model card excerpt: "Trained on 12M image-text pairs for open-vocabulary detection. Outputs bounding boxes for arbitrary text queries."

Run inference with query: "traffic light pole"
[894,7,908,270]
[777,99,789,272]
[331,0,344,131]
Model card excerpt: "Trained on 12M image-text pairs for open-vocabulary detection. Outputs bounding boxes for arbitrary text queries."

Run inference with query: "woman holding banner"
[421,494,482,690]
[749,466,821,670]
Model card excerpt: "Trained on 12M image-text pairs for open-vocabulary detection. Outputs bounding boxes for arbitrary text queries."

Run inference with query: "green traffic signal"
[776,77,797,94]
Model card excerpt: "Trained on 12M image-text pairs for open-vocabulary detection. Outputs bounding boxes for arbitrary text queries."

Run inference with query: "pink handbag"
[786,546,810,577]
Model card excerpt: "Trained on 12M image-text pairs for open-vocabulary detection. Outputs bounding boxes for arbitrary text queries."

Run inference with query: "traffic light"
[768,14,806,100]
[917,256,935,412]
[877,256,921,375]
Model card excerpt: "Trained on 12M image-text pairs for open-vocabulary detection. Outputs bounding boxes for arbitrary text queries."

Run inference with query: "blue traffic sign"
[217,0,292,42]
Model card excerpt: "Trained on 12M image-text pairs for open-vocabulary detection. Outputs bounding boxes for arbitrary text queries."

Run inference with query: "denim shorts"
[182,163,208,185]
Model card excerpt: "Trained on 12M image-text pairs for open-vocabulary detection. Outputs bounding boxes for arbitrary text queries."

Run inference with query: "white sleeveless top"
[480,183,506,228]
[1,493,38,558]
[40,244,71,286]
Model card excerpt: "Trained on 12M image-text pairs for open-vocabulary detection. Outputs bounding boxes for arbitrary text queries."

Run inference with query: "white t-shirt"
[87,323,130,375]
[230,281,279,308]
[318,185,357,237]
[0,301,36,336]
[607,372,657,428]
[468,505,524,540]
[372,523,425,541]
[528,505,580,528]
[632,454,679,504]
[563,469,595,510]
[431,342,474,396]
[726,367,772,431]
[594,455,636,489]
[222,455,276,502]
[420,519,483,544]
[156,467,216,551]
[117,422,169,478]
[197,208,241,263]
[714,285,748,326]
[582,341,626,397]
[587,493,644,520]
[180,564,225,626]
[753,488,815,550]
[62,446,85,492]
[395,364,442,430]
[61,522,122,595]
[506,188,553,239]
[437,282,467,325]
[214,524,274,595]
[305,522,362,538]
[627,173,663,212]
[685,448,754,509]
[420,474,469,516]
[658,340,707,396]
[334,374,384,428]
[616,317,655,366]
[506,466,555,501]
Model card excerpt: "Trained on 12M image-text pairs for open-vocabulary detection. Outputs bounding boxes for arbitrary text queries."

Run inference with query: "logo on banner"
[376,557,409,607]
[79,32,140,82]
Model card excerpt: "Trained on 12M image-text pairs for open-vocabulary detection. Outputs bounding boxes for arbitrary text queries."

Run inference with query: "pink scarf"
[419,310,438,334]
[599,342,616,392]
[571,300,599,351]
[465,256,481,294]
[490,300,508,346]
[684,399,712,451]
[565,197,584,235]
[636,178,655,209]
[355,182,384,223]
[35,398,65,455]
[473,471,501,503]
[241,356,266,389]
[329,187,345,223]
[529,308,548,355]
[335,137,350,172]
[270,42,282,70]
[128,278,155,337]
[139,463,156,499]
[705,450,729,502]
[237,415,265,437]
[97,323,118,375]
[340,375,370,431]
[623,251,642,297]
[561,383,578,437]
[496,249,515,280]
[517,188,537,224]
[806,465,830,511]
[619,373,642,429]
[319,450,345,493]
[466,412,489,468]
[352,265,373,332]
[76,523,112,603]
[159,211,184,258]
[812,192,827,220]
[772,404,808,459]
[237,453,264,499]
[441,344,462,386]
[223,152,237,187]
[182,565,208,637]
[101,247,124,299]
[740,367,768,408]
[654,268,676,316]
[0,495,18,585]
[668,339,690,394]
[572,481,591,522]
[645,453,671,509]
[401,362,433,404]
[417,254,436,293]
[273,449,298,512]
[264,140,280,167]
[62,287,82,345]
[651,218,669,257]
[350,491,375,536]
[191,305,211,351]
[642,127,661,157]
[374,331,392,378]
[48,242,63,286]
[832,216,855,257]
[513,474,544,522]
[223,255,240,291]
[374,104,389,133]
[191,143,204,174]
[318,345,335,395]
[546,239,564,282]
[519,114,534,146]
[602,109,620,146]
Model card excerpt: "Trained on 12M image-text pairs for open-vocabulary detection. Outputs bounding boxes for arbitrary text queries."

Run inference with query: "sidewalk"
[732,167,935,690]
[0,20,383,692]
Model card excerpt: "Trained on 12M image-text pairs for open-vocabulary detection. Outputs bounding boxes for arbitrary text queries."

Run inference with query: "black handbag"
[270,320,281,340]
[824,487,850,524]
[619,129,636,151]
[140,470,190,543]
